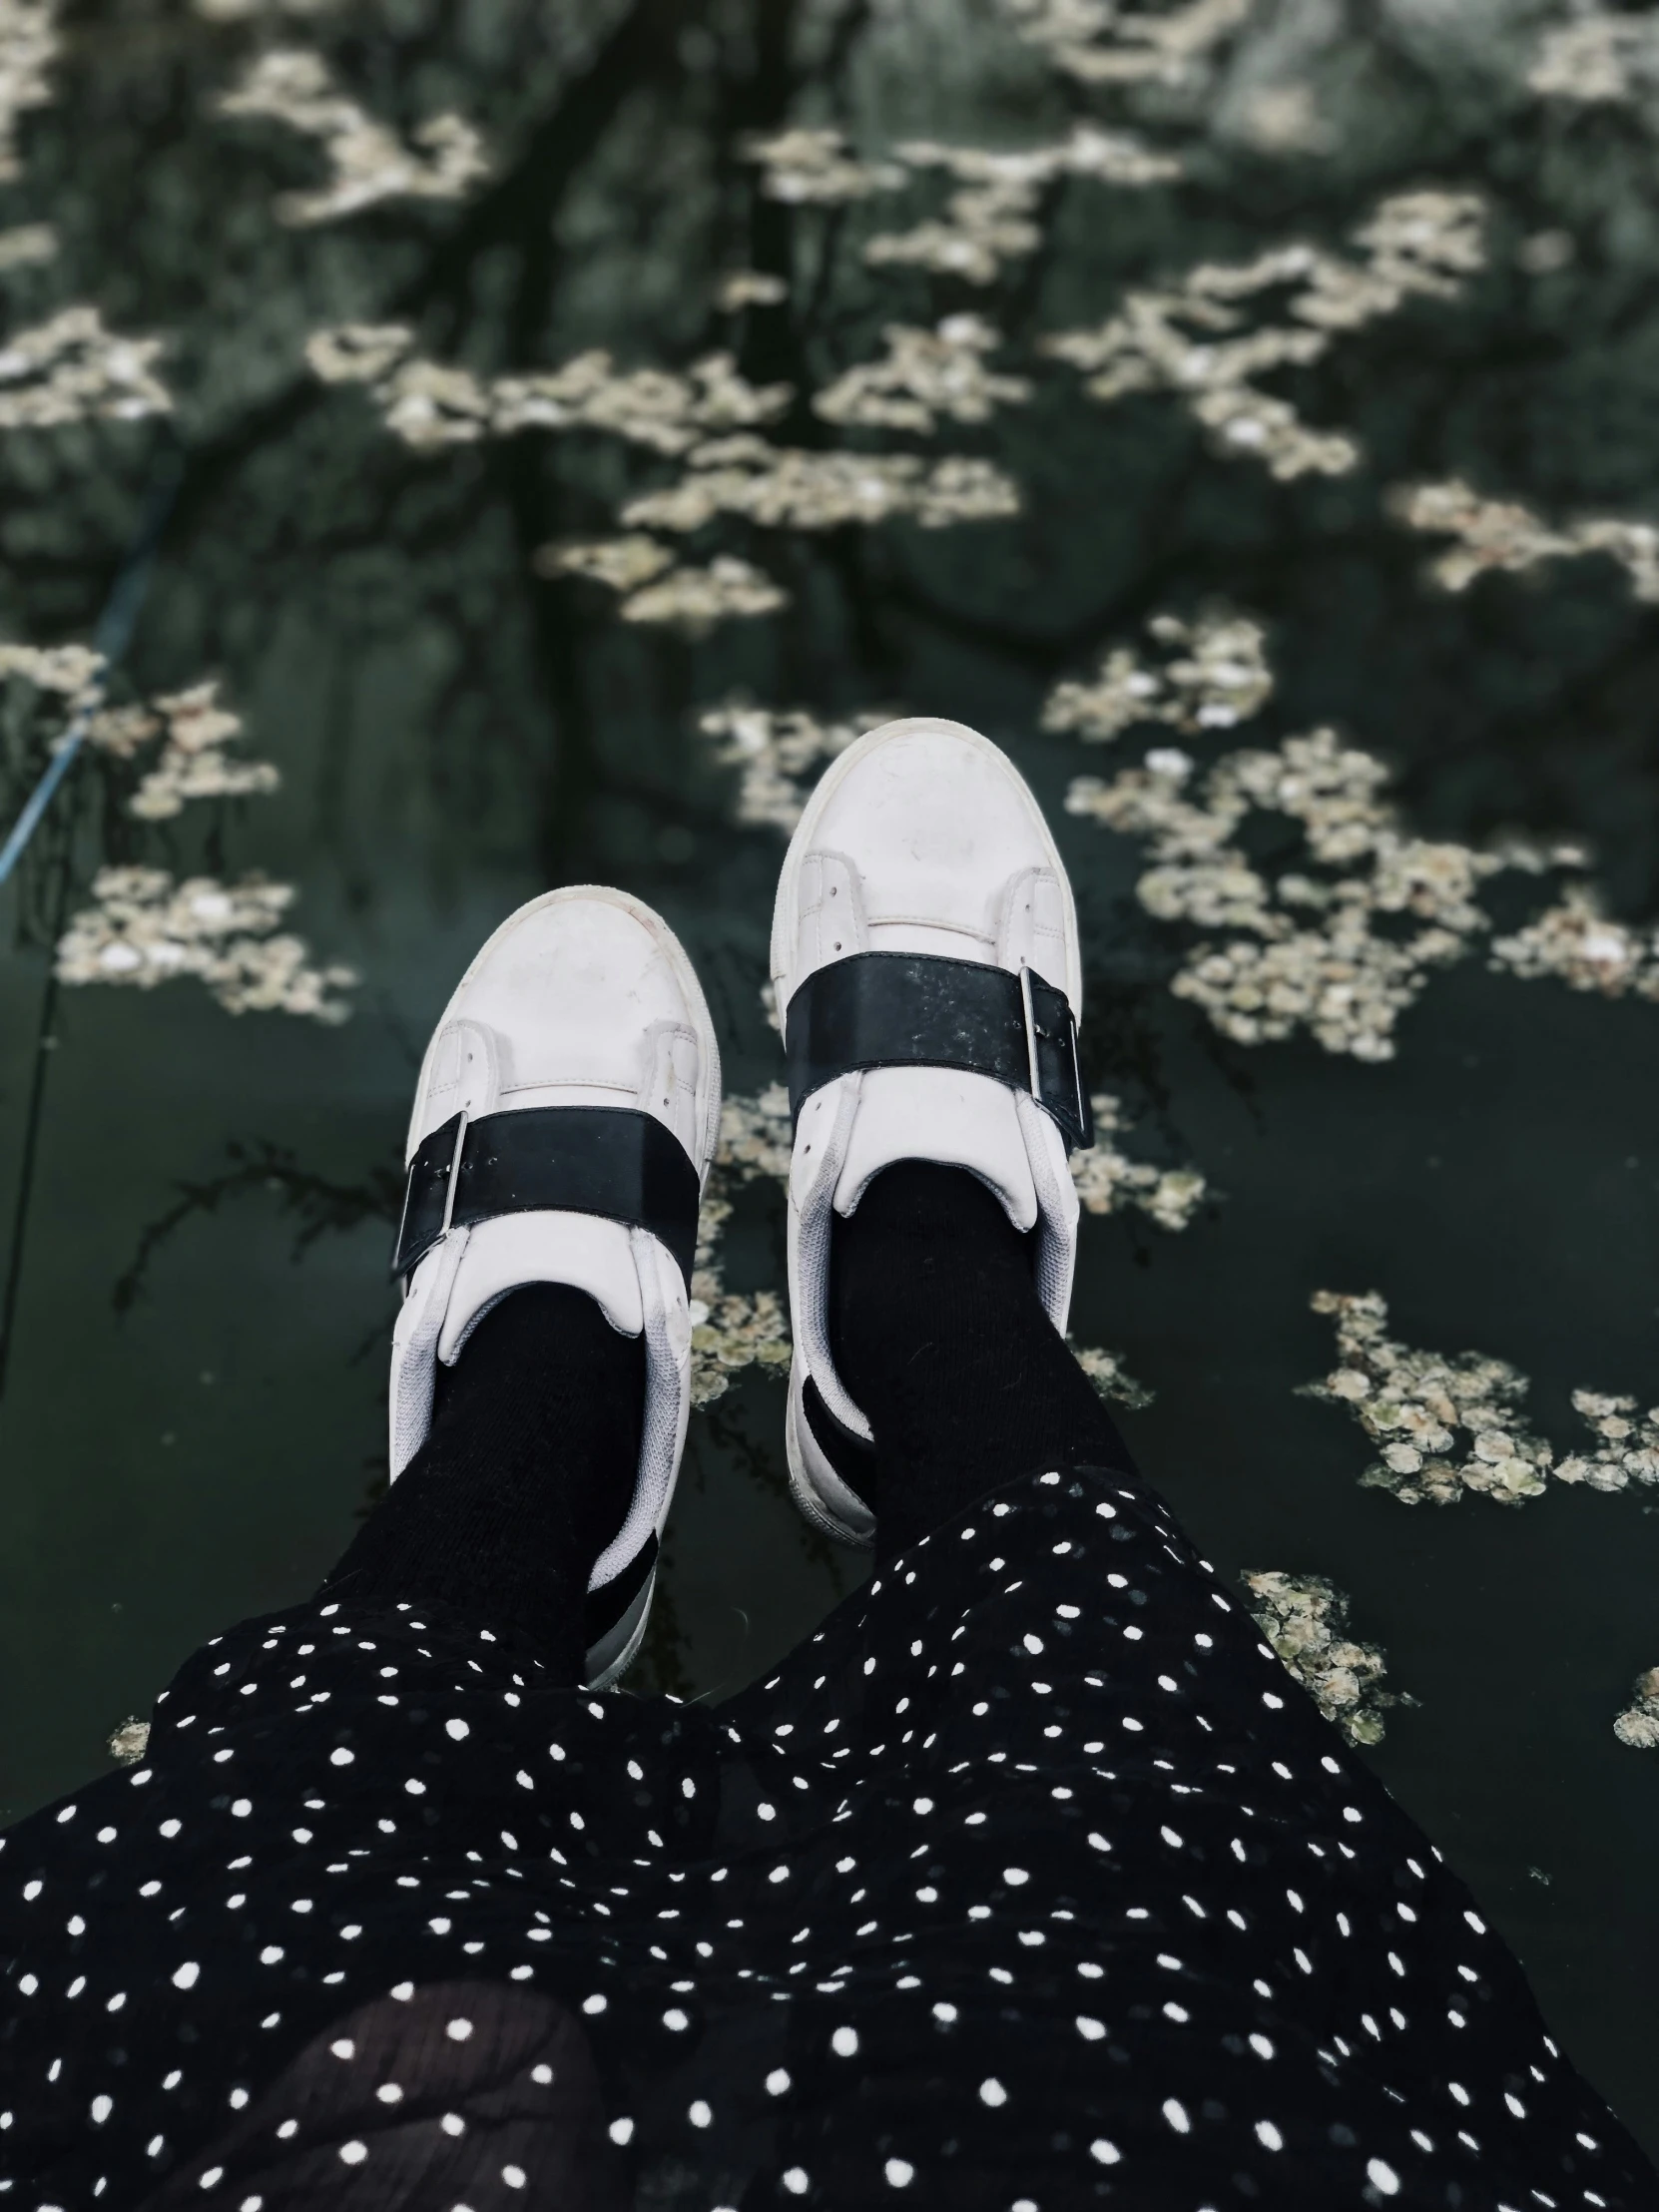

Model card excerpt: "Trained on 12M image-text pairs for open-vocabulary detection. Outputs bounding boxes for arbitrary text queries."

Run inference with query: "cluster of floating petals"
[536,535,676,595]
[106,1716,150,1764]
[686,1089,798,1405]
[1488,888,1659,1001]
[1000,0,1251,87]
[0,0,57,180]
[1528,10,1659,105]
[695,703,885,832]
[1391,477,1659,603]
[814,316,1031,434]
[0,638,103,699]
[1067,723,1504,1059]
[1043,611,1272,745]
[739,126,905,205]
[1243,1571,1407,1746]
[1070,1091,1207,1231]
[0,220,52,269]
[1044,191,1485,480]
[717,269,788,310]
[1613,1669,1659,1751]
[1302,1291,1554,1506]
[617,558,788,634]
[307,326,793,457]
[110,682,279,823]
[863,124,1180,286]
[56,867,356,1022]
[622,438,1020,536]
[219,49,488,225]
[1068,1342,1153,1409]
[194,0,342,16]
[1556,1391,1659,1491]
[0,305,170,426]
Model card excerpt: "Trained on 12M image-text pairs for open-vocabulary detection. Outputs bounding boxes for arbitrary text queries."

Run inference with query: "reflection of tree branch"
[113,1140,401,1317]
[422,0,698,350]
[165,0,700,556]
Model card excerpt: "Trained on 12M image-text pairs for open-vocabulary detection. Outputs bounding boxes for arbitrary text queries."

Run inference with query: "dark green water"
[2,0,1658,2154]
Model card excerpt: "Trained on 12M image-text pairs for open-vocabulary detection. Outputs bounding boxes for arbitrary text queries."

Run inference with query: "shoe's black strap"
[784,951,1093,1152]
[392,1106,702,1288]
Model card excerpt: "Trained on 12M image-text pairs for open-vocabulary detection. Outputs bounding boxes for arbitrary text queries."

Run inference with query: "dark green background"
[2,0,1656,2154]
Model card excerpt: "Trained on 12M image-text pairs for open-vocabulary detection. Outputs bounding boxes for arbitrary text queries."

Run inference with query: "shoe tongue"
[437,1213,644,1364]
[863,917,989,962]
[832,1064,1039,1234]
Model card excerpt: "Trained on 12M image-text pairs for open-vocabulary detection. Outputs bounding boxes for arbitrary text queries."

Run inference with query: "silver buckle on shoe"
[438,1108,469,1242]
[1020,961,1092,1152]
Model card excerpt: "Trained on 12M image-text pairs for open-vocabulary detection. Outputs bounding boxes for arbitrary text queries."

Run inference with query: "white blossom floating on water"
[695,702,888,831]
[0,638,103,699]
[814,315,1031,434]
[494,353,793,451]
[1391,477,1659,604]
[307,327,792,457]
[864,125,1180,286]
[1070,1091,1207,1230]
[1068,725,1505,1059]
[690,1287,793,1408]
[196,0,342,15]
[0,305,171,427]
[1613,1668,1659,1751]
[1045,191,1485,480]
[1070,1341,1154,1409]
[1168,910,1469,1059]
[1555,1390,1659,1491]
[305,321,414,386]
[0,221,52,270]
[1243,1571,1408,1746]
[536,533,789,636]
[1001,0,1250,88]
[712,1084,796,1190]
[618,556,788,635]
[219,49,488,226]
[1488,887,1659,1002]
[717,270,788,310]
[621,440,1021,535]
[118,681,279,822]
[1528,12,1659,106]
[107,1716,150,1764]
[0,0,56,181]
[688,1087,796,1407]
[57,867,356,1022]
[1302,1290,1553,1506]
[535,534,676,594]
[739,126,904,206]
[1043,611,1272,745]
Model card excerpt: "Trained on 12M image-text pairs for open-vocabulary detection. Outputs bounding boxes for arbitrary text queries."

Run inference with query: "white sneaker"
[387,885,721,1688]
[770,717,1091,1549]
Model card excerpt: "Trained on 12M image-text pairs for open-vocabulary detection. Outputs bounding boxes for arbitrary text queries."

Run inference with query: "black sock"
[321,1283,644,1681]
[830,1160,1133,1559]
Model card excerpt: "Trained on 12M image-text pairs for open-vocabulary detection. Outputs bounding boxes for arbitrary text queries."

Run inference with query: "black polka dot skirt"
[3,1465,1654,2209]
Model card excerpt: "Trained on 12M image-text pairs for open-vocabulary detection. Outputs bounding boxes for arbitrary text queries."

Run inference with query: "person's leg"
[768,719,1658,2200]
[322,1282,644,1683]
[830,1157,1131,1559]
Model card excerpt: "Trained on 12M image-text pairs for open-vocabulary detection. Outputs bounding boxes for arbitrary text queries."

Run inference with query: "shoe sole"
[771,718,1083,1548]
[784,1357,875,1550]
[586,1566,660,1691]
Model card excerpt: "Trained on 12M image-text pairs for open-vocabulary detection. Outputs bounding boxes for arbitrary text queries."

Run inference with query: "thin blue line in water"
[0,441,185,888]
